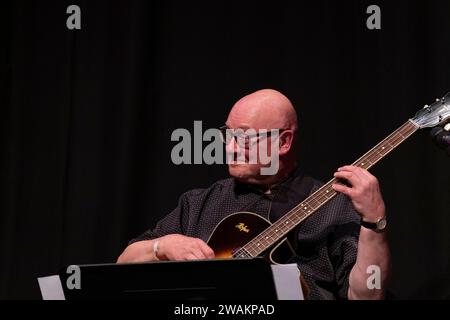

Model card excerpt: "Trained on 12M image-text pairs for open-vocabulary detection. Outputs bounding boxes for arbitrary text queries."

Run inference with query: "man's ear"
[278,131,293,156]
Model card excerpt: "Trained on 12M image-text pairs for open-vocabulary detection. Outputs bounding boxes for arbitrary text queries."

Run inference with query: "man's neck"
[251,160,298,191]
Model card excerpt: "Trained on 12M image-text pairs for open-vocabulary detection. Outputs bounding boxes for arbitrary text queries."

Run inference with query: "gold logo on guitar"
[235,223,250,233]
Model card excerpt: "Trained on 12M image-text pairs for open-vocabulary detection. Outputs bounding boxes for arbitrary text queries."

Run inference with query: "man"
[117,89,390,300]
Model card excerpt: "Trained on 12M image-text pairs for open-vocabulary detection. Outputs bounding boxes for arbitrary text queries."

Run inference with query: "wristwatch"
[361,216,387,231]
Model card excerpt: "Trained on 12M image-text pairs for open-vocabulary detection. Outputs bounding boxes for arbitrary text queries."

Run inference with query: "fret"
[386,140,395,149]
[243,248,254,258]
[322,187,336,199]
[261,227,282,243]
[260,231,275,244]
[358,160,370,169]
[313,193,328,205]
[389,135,405,148]
[245,245,258,257]
[281,217,295,227]
[247,235,275,255]
[377,146,387,155]
[318,188,332,199]
[289,211,303,222]
[363,154,377,166]
[390,135,403,147]
[303,197,321,210]
[376,144,391,156]
[262,234,272,242]
[274,221,289,233]
[299,202,313,213]
[296,211,308,222]
[269,219,291,238]
[312,196,324,207]
[234,247,253,259]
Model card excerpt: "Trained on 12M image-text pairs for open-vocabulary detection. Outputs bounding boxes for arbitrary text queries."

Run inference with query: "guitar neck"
[240,119,420,258]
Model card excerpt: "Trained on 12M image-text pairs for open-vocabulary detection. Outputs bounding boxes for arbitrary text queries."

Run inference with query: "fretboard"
[235,119,419,258]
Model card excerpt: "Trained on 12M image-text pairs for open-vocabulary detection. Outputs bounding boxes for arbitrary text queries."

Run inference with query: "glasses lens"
[220,127,277,148]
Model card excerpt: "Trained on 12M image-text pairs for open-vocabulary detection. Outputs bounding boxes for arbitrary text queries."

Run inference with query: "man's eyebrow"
[226,125,251,130]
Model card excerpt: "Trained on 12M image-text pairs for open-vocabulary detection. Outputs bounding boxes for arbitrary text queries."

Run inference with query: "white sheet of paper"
[37,275,66,300]
[271,263,304,300]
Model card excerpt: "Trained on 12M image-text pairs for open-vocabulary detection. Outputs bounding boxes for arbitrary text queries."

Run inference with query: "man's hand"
[157,234,215,261]
[116,234,215,263]
[332,165,386,222]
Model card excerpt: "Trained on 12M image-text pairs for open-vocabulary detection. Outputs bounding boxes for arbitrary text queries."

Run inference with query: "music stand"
[59,258,278,300]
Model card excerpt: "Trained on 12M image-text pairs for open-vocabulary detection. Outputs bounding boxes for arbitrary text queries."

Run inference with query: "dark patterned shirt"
[131,168,361,300]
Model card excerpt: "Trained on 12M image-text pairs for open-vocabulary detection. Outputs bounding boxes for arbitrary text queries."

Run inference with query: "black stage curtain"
[1,0,450,299]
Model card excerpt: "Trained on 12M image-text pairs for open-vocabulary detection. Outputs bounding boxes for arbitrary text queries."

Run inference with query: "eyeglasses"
[219,125,288,149]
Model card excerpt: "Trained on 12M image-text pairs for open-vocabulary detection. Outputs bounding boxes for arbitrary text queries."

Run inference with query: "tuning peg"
[444,123,450,132]
[423,104,429,109]
[436,98,440,102]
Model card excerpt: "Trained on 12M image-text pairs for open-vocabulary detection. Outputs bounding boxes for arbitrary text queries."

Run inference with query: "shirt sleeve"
[329,222,360,299]
[327,195,361,299]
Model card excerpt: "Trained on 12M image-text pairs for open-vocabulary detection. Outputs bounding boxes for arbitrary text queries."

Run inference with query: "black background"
[1,0,450,299]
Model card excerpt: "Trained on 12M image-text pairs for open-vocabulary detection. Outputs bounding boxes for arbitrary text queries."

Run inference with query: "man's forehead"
[226,105,284,129]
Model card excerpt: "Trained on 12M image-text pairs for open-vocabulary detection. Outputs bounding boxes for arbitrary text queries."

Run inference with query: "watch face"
[377,218,387,230]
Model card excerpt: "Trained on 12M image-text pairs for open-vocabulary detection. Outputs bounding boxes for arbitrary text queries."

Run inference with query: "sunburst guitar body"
[207,212,295,264]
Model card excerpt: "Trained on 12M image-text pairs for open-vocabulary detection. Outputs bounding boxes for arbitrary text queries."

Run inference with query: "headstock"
[412,93,450,129]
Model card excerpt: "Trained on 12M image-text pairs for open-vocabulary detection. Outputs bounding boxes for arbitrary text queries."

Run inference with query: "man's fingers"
[160,235,215,261]
[339,165,376,181]
[334,170,360,186]
[337,165,356,172]
[338,165,367,179]
[332,183,353,196]
[359,168,378,185]
[339,166,379,191]
[197,240,215,259]
[185,253,200,260]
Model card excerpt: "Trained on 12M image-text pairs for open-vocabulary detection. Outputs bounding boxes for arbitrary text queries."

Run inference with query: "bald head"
[226,89,298,132]
[225,89,299,185]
